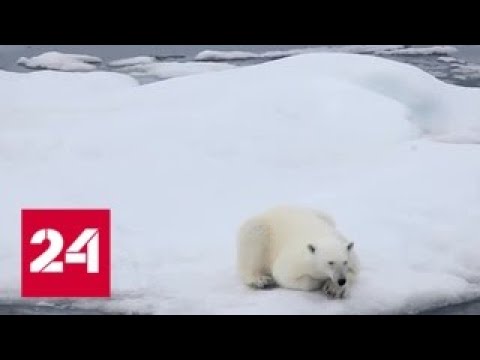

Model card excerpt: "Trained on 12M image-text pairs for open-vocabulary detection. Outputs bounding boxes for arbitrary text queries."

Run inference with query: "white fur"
[237,206,359,298]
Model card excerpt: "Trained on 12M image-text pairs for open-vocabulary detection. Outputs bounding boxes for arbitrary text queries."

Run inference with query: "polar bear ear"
[308,244,316,254]
[347,242,354,251]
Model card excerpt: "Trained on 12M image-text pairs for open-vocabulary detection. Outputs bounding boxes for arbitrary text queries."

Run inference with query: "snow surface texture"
[194,45,458,61]
[1,53,480,314]
[17,51,102,72]
[115,61,236,79]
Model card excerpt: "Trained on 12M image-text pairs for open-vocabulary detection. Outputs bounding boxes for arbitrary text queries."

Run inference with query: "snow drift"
[1,53,480,314]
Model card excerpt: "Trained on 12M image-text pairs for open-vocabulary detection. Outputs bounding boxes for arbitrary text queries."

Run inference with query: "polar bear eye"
[308,244,316,254]
[328,261,335,266]
[344,261,348,265]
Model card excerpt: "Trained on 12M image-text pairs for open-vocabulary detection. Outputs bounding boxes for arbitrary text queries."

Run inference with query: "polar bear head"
[307,242,354,287]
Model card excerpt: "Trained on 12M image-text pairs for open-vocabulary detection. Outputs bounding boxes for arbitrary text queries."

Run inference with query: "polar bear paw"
[249,275,278,290]
[322,280,347,299]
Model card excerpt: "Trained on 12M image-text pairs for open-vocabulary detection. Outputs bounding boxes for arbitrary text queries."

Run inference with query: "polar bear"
[237,206,359,299]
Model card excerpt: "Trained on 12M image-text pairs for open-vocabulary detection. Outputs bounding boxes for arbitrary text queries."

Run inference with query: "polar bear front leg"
[272,259,322,291]
[248,275,277,289]
[237,217,278,290]
[281,275,322,292]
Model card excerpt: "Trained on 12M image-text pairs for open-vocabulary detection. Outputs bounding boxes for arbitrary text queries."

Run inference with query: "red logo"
[21,209,111,298]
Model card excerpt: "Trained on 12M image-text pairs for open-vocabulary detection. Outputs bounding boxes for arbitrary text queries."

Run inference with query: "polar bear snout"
[337,278,346,287]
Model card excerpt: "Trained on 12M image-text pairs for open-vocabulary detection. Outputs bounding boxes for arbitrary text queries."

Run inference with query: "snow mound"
[17,51,102,72]
[1,53,480,314]
[222,53,480,143]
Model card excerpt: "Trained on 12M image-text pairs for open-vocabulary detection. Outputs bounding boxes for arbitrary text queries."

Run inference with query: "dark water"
[1,298,476,315]
[2,45,480,87]
[1,44,480,315]
[0,301,118,315]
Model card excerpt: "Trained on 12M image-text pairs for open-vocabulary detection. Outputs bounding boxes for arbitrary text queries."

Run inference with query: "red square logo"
[21,209,111,298]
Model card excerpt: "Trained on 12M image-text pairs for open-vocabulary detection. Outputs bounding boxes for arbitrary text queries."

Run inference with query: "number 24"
[30,228,99,273]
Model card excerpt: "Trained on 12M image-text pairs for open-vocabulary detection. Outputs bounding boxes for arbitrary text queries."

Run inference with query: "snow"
[116,61,236,79]
[195,46,407,61]
[108,56,156,67]
[1,53,480,314]
[377,46,458,56]
[17,51,102,71]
